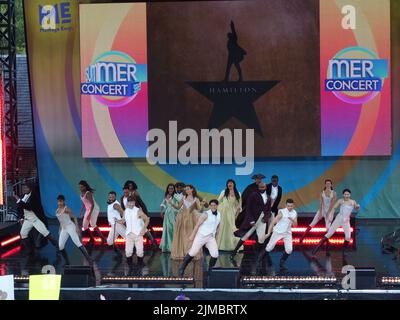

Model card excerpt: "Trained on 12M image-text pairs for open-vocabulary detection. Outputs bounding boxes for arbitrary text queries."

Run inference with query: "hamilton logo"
[188,21,279,136]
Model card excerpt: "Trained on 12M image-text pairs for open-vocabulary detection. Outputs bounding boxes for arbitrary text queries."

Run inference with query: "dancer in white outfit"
[264,199,297,271]
[300,179,337,243]
[78,180,107,245]
[56,195,92,265]
[15,183,59,255]
[124,196,149,274]
[106,191,126,258]
[313,189,360,255]
[178,200,221,276]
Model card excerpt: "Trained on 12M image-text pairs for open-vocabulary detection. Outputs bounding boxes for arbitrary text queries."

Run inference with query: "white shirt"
[270,186,278,201]
[261,191,268,204]
[198,210,221,236]
[107,200,122,226]
[125,207,144,236]
[273,208,297,234]
[56,206,74,228]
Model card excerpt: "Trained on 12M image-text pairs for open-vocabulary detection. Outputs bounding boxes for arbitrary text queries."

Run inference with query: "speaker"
[355,267,376,289]
[208,268,240,288]
[62,265,94,288]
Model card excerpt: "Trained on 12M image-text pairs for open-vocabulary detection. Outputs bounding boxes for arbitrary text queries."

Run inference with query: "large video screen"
[79,0,391,158]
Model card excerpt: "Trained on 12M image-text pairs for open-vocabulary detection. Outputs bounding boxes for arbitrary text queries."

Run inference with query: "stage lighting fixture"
[101,276,194,285]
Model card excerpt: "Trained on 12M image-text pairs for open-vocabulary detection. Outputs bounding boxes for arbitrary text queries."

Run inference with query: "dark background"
[147,0,321,157]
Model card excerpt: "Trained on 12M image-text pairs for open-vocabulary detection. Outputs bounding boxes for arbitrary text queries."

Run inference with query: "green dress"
[159,194,180,252]
[216,190,242,251]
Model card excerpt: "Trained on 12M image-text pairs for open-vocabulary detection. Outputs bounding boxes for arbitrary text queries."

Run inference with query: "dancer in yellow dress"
[171,185,204,260]
[216,179,241,251]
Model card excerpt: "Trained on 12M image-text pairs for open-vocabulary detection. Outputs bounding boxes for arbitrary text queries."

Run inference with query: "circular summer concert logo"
[325,46,388,105]
[80,51,141,107]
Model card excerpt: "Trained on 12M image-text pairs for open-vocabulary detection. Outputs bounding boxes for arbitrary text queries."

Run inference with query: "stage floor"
[2,220,400,290]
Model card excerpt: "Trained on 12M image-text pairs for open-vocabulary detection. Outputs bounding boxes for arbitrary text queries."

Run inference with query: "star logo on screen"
[187,21,279,136]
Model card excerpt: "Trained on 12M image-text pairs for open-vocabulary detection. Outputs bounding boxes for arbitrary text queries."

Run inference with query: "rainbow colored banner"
[320,0,391,156]
[80,3,148,157]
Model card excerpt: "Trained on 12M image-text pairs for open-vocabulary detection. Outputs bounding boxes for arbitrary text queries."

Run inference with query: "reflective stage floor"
[2,220,400,291]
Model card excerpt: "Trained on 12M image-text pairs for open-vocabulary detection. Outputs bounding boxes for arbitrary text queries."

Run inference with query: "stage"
[2,218,400,299]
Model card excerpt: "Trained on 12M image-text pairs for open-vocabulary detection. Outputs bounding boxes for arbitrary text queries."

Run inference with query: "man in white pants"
[15,183,59,255]
[264,199,297,272]
[124,196,149,274]
[106,191,126,259]
[178,199,221,277]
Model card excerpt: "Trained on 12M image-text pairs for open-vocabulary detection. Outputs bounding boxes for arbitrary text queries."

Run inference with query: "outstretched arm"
[230,20,236,37]
[189,214,207,241]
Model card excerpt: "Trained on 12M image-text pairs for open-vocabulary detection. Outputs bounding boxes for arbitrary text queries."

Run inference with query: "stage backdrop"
[24,0,400,218]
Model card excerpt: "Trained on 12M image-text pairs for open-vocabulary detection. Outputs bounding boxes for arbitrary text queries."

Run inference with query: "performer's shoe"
[137,256,144,268]
[60,249,70,265]
[299,226,312,244]
[46,234,59,251]
[126,256,133,276]
[21,238,35,257]
[86,229,95,246]
[312,237,328,256]
[230,240,244,260]
[94,227,107,245]
[279,252,290,272]
[342,240,350,256]
[178,254,194,277]
[146,231,158,251]
[112,245,123,261]
[79,245,93,266]
[208,257,218,273]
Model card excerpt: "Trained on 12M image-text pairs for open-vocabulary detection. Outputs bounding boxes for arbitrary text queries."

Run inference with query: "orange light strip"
[0,235,21,247]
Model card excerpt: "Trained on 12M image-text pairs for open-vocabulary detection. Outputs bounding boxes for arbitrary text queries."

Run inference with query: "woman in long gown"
[171,185,203,260]
[159,183,177,252]
[217,179,242,251]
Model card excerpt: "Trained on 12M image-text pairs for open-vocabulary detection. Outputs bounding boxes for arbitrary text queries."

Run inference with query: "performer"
[312,189,360,255]
[266,175,282,217]
[231,183,272,272]
[125,196,150,273]
[179,200,221,276]
[300,179,337,243]
[171,185,203,260]
[106,191,126,258]
[264,199,297,272]
[124,180,158,250]
[216,179,241,251]
[78,180,107,245]
[159,184,177,252]
[120,186,130,210]
[55,195,92,265]
[235,173,265,229]
[15,183,59,255]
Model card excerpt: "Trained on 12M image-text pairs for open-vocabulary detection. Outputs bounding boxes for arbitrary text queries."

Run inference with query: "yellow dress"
[216,190,241,251]
[171,198,202,260]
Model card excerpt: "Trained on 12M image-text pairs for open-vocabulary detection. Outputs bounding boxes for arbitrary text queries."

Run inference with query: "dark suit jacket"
[235,191,272,238]
[266,184,282,214]
[235,182,259,228]
[17,192,48,227]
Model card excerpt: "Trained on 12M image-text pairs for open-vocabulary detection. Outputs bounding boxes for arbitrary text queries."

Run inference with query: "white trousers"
[20,212,49,239]
[82,207,100,230]
[188,233,218,258]
[107,223,126,246]
[266,232,293,254]
[325,214,351,241]
[59,224,82,250]
[125,232,144,258]
[310,209,331,228]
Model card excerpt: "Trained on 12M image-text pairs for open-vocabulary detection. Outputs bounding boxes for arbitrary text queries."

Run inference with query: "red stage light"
[0,235,21,247]
[0,246,21,259]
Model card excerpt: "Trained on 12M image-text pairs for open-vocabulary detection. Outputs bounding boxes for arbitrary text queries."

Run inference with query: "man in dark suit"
[266,175,283,216]
[235,173,265,229]
[231,182,272,269]
[15,183,59,255]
